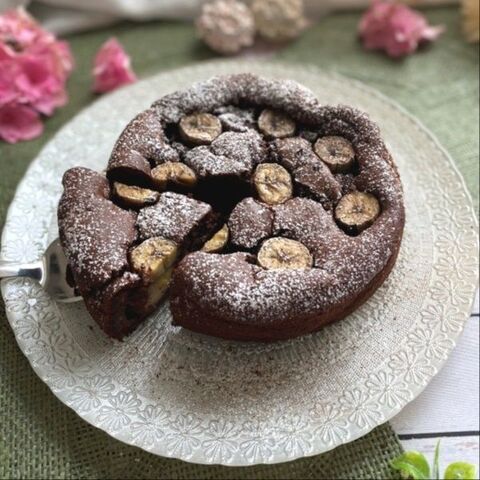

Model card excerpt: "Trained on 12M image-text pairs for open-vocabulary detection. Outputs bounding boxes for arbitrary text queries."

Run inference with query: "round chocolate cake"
[57,74,405,341]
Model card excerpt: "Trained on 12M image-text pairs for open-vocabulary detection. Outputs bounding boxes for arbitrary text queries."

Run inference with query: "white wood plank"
[392,316,479,434]
[473,289,479,315]
[400,436,479,478]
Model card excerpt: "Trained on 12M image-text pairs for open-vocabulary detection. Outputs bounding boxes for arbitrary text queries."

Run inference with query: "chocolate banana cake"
[57,74,405,341]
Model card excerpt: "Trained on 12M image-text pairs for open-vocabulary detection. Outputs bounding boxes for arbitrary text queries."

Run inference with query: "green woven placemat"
[0,7,477,479]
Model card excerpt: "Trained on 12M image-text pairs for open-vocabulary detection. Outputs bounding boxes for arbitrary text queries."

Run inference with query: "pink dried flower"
[359,1,445,58]
[0,8,43,51]
[14,54,68,115]
[0,102,43,143]
[0,7,73,143]
[92,38,137,94]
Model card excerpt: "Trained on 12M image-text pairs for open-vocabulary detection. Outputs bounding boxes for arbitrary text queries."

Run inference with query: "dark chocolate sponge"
[57,74,404,341]
[58,168,150,338]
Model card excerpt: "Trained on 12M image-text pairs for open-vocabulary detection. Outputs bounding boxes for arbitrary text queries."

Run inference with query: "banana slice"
[314,136,355,173]
[335,191,380,234]
[113,182,159,208]
[151,162,197,190]
[202,224,229,253]
[258,237,312,270]
[253,163,293,205]
[258,109,296,139]
[145,267,174,308]
[130,237,178,281]
[179,112,222,145]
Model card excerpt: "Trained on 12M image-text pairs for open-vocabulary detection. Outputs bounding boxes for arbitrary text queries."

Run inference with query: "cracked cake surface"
[57,73,405,341]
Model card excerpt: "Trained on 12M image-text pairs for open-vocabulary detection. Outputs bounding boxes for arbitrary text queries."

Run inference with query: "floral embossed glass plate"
[1,62,478,466]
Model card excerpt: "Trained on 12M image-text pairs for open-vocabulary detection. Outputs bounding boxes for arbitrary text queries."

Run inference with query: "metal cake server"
[0,238,81,303]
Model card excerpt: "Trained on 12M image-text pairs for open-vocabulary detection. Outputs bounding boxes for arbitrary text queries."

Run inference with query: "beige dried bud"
[252,0,307,42]
[196,0,256,55]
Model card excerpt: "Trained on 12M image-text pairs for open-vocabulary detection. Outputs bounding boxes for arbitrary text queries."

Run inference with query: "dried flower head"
[92,38,137,94]
[462,0,479,43]
[196,0,255,55]
[251,0,307,42]
[0,7,73,143]
[358,0,444,58]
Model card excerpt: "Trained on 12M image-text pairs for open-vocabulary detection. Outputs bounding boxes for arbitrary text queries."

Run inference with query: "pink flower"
[359,1,444,58]
[0,102,43,143]
[0,8,41,52]
[0,57,17,106]
[92,38,136,94]
[0,8,73,143]
[15,53,70,115]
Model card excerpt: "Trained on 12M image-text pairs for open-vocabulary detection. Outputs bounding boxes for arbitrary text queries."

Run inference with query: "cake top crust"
[58,167,137,293]
[58,73,404,336]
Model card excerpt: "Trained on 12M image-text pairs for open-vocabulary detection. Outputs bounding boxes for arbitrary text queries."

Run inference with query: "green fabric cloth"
[0,6,477,479]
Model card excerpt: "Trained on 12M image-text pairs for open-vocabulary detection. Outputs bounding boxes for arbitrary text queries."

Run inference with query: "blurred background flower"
[1,0,477,144]
[461,0,479,42]
[92,37,136,93]
[196,0,255,55]
[0,7,72,143]
[358,1,444,57]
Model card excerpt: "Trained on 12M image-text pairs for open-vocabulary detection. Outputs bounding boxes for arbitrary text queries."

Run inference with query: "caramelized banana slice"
[179,112,222,145]
[254,163,293,205]
[151,162,197,190]
[113,182,159,208]
[258,109,296,139]
[314,136,355,173]
[145,267,174,308]
[202,224,229,253]
[130,237,178,281]
[335,192,380,234]
[258,237,312,270]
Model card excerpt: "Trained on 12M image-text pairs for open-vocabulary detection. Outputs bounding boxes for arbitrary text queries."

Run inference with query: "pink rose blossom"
[92,38,137,94]
[0,102,43,143]
[359,1,444,58]
[0,8,73,143]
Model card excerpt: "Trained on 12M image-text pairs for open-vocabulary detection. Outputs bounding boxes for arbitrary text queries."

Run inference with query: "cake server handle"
[0,239,80,302]
[0,260,45,284]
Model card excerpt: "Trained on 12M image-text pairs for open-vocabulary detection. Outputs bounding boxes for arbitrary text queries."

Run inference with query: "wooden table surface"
[392,289,479,474]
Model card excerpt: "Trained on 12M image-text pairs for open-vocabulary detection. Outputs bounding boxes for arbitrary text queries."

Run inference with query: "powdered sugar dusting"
[211,130,266,166]
[136,191,212,244]
[58,73,405,340]
[214,105,257,132]
[58,167,137,293]
[184,147,250,178]
[228,198,273,249]
[182,129,266,179]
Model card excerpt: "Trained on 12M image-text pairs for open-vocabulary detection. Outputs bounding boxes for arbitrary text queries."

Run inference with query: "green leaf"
[391,451,431,479]
[444,462,477,480]
[433,440,441,479]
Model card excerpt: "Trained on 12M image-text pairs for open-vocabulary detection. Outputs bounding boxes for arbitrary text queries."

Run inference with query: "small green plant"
[390,441,477,480]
